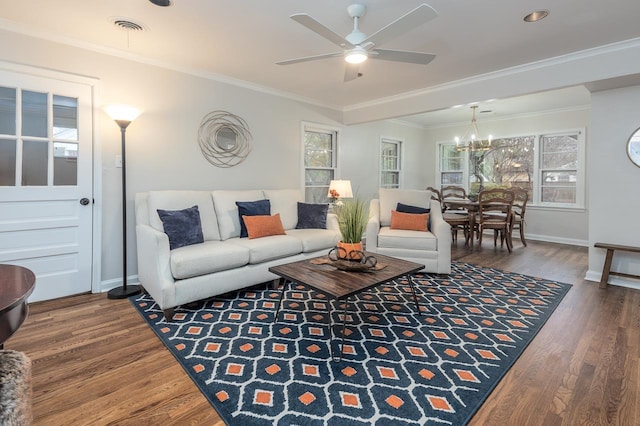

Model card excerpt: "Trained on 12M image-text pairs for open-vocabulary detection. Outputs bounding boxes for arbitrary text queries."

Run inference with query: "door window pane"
[22,140,48,186]
[22,90,48,138]
[0,87,16,135]
[53,142,78,186]
[53,95,78,140]
[0,139,16,185]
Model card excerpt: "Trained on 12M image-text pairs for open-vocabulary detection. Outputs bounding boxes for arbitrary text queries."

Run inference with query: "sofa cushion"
[169,241,250,279]
[212,190,266,240]
[378,226,437,251]
[236,199,271,238]
[390,210,429,232]
[263,189,303,230]
[286,228,340,253]
[157,205,205,250]
[148,190,220,241]
[379,188,432,227]
[243,214,286,239]
[295,202,328,229]
[229,235,303,264]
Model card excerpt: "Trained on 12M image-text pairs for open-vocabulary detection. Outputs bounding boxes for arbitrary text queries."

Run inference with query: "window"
[540,133,579,204]
[439,144,465,186]
[303,124,337,203]
[437,130,584,208]
[380,138,402,188]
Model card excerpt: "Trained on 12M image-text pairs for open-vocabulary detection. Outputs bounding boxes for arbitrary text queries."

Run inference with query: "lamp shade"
[328,180,353,199]
[104,104,142,123]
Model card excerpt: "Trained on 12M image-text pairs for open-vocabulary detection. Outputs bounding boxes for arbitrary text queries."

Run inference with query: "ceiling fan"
[276,3,438,82]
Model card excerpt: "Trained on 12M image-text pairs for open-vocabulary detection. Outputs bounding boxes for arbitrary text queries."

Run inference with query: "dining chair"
[477,188,515,252]
[440,185,473,243]
[426,187,443,205]
[509,187,529,246]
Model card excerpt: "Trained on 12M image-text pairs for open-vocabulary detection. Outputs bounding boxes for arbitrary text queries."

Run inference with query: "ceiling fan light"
[345,47,368,64]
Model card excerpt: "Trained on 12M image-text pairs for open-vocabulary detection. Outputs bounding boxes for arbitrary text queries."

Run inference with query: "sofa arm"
[326,212,340,235]
[135,224,175,310]
[429,199,452,273]
[365,199,381,252]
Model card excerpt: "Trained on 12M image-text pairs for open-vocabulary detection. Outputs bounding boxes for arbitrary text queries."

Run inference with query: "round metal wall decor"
[198,111,252,168]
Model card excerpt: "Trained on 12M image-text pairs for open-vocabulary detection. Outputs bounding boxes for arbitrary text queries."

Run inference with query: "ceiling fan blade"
[290,14,353,48]
[363,4,438,47]
[276,51,343,65]
[372,49,436,65]
[344,63,362,82]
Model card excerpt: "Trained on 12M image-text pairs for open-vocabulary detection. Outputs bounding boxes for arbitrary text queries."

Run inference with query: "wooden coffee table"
[269,252,425,361]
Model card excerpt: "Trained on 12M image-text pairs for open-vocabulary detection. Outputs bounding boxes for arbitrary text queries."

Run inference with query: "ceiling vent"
[111,18,146,32]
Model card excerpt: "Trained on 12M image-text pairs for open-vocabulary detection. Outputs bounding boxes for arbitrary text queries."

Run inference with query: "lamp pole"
[105,106,142,299]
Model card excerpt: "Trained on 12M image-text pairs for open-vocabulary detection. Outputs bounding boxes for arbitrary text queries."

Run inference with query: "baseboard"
[100,275,140,293]
[522,233,588,247]
[585,269,640,290]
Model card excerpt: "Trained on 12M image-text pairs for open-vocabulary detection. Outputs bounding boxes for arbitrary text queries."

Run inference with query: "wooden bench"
[594,242,640,288]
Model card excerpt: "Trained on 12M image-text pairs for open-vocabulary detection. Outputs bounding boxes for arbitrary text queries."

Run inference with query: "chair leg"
[493,230,499,247]
[505,227,513,253]
[520,224,527,247]
[478,226,483,246]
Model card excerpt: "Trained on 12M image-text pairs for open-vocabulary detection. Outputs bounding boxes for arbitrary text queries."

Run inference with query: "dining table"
[443,197,513,247]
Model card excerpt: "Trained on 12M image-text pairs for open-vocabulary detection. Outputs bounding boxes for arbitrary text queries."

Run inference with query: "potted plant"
[335,197,368,259]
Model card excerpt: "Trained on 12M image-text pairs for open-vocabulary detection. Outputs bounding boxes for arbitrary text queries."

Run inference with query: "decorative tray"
[310,257,387,272]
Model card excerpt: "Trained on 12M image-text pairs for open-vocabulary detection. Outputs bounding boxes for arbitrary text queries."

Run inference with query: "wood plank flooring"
[5,241,639,425]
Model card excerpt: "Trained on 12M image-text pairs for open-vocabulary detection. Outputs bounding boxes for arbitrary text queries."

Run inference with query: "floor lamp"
[104,105,142,299]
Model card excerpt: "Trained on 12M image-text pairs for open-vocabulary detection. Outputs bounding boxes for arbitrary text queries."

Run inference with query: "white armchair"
[366,188,451,274]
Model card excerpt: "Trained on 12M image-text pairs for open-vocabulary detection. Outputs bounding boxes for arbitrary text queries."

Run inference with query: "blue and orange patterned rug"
[131,262,571,425]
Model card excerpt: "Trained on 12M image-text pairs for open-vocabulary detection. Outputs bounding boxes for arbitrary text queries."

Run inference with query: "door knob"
[80,198,91,206]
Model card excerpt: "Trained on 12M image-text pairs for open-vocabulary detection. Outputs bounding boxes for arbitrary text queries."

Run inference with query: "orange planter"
[337,241,364,260]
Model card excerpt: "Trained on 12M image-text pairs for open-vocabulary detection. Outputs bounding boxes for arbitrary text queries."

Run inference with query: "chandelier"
[455,105,492,152]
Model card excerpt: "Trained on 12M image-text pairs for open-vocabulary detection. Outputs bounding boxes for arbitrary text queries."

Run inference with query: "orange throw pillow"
[242,213,286,239]
[390,210,429,232]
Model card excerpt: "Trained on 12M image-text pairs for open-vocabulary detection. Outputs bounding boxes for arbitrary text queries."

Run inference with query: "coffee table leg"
[407,275,424,315]
[273,278,289,323]
[330,297,350,362]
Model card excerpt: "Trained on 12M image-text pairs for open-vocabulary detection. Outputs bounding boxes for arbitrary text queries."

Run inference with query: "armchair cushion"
[379,188,432,227]
[390,210,429,232]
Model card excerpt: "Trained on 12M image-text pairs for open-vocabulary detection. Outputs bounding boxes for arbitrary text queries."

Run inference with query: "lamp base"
[108,285,141,299]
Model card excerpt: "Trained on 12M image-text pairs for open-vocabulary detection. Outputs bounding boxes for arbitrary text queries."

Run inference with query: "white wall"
[422,108,591,245]
[0,30,429,288]
[587,86,640,288]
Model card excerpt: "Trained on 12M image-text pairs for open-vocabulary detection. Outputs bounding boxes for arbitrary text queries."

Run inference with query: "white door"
[0,69,94,302]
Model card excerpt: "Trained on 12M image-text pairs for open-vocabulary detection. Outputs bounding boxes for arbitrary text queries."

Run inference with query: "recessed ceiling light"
[149,0,172,6]
[524,10,549,22]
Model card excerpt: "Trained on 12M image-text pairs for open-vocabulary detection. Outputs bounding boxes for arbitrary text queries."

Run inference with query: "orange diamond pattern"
[133,262,570,426]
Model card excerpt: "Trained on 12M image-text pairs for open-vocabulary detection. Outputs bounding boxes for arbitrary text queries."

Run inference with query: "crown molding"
[343,37,640,113]
[0,18,342,113]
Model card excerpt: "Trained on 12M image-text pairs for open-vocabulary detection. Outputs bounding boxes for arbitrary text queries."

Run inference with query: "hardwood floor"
[5,241,639,425]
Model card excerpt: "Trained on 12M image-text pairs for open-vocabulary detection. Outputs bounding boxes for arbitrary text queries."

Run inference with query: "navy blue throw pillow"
[396,202,431,229]
[295,202,328,229]
[236,199,271,238]
[396,202,430,214]
[157,205,204,250]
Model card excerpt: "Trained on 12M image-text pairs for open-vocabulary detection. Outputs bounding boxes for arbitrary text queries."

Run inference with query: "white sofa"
[366,188,452,274]
[135,189,340,319]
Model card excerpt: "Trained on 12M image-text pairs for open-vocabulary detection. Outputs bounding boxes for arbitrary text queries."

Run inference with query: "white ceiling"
[1,0,640,123]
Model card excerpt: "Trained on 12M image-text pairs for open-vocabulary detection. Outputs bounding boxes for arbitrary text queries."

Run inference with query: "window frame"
[379,136,403,189]
[301,122,339,203]
[436,128,585,209]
